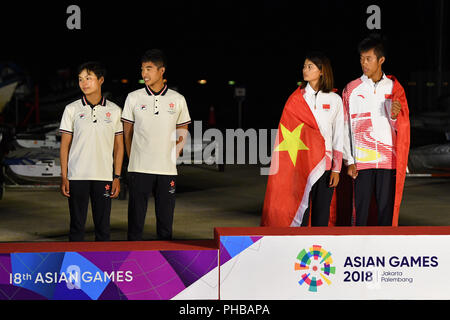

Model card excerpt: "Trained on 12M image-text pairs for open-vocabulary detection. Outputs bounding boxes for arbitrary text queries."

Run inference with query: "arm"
[176,125,189,159]
[389,81,409,132]
[111,134,124,198]
[331,97,344,173]
[329,97,344,187]
[121,94,135,158]
[175,96,191,159]
[123,121,134,158]
[342,86,358,179]
[388,100,401,131]
[59,133,72,197]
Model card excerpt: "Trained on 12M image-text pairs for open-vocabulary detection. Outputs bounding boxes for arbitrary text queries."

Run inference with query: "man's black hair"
[358,34,387,59]
[141,49,167,68]
[77,61,106,79]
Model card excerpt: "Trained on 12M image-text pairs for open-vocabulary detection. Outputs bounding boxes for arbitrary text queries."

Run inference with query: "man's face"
[78,69,103,95]
[360,48,385,79]
[141,61,165,88]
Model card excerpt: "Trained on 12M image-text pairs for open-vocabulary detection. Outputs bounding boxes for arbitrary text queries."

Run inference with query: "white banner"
[219,235,450,300]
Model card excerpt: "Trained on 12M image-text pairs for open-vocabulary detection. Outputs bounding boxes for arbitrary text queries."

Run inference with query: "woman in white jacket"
[300,52,344,226]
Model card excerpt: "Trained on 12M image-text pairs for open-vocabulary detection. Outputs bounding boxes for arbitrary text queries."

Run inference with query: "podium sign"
[0,242,218,300]
[219,233,450,300]
[2,227,450,300]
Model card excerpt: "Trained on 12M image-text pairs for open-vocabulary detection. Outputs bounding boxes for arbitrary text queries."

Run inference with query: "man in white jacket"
[342,35,404,226]
[122,49,191,240]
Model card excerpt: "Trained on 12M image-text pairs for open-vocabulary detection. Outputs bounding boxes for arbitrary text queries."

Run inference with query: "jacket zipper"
[314,91,318,109]
[371,84,379,168]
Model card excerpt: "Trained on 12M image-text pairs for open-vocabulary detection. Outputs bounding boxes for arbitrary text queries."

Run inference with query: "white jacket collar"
[305,82,319,95]
[361,72,387,86]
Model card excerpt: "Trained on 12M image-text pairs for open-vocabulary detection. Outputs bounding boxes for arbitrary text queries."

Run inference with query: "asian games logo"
[294,245,336,292]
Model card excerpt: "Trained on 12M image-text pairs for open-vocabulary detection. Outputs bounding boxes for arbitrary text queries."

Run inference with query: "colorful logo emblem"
[295,245,336,292]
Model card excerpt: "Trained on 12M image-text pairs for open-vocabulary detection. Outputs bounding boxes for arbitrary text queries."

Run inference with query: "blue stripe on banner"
[57,252,110,300]
[220,236,255,260]
[10,252,65,299]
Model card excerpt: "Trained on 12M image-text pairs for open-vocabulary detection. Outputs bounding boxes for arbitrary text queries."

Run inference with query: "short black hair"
[77,61,106,79]
[141,49,166,68]
[358,34,386,59]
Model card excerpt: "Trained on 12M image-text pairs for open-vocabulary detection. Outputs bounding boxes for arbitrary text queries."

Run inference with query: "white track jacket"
[342,74,398,170]
[303,83,344,172]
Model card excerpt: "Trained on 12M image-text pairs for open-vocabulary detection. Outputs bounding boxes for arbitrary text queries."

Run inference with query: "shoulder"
[166,88,186,100]
[386,75,405,92]
[127,88,147,99]
[287,87,304,101]
[63,99,82,113]
[66,98,82,109]
[344,78,363,93]
[282,88,305,113]
[342,78,364,103]
[105,99,120,109]
[323,91,342,102]
[105,100,122,112]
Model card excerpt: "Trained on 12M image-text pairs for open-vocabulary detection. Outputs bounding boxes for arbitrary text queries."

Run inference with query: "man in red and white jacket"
[342,35,410,226]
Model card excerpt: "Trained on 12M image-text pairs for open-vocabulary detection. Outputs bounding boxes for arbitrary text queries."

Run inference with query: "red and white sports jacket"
[342,74,399,170]
[303,83,344,172]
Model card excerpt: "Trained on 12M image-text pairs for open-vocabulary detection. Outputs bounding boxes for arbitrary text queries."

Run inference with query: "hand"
[60,177,70,197]
[176,136,184,159]
[329,171,340,187]
[391,100,401,119]
[111,178,121,199]
[347,164,358,179]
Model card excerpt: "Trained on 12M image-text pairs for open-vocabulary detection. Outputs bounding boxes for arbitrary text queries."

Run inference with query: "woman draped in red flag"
[261,52,345,227]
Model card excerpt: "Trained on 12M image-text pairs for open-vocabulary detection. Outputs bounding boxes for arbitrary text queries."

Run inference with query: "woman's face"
[302,59,322,83]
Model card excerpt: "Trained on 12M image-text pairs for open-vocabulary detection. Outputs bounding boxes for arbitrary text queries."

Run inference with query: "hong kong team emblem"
[104,184,111,197]
[168,102,176,114]
[169,180,175,194]
[105,112,112,123]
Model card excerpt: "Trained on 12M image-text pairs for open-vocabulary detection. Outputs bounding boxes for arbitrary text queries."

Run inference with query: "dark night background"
[0,0,448,140]
[0,3,449,308]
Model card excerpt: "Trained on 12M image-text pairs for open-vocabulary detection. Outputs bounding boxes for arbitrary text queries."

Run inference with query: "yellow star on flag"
[274,123,309,166]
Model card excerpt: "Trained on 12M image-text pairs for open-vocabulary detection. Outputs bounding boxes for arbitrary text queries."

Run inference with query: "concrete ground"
[0,164,449,242]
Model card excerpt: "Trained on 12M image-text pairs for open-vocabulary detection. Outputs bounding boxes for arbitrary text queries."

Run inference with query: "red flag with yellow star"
[390,76,410,226]
[261,87,327,227]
